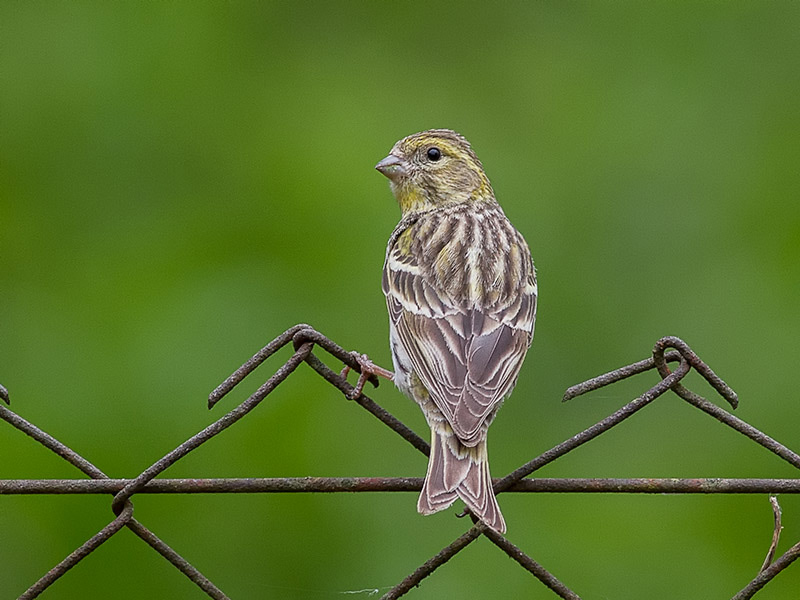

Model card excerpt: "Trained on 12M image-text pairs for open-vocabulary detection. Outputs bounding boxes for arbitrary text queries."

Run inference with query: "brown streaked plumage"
[376,129,537,533]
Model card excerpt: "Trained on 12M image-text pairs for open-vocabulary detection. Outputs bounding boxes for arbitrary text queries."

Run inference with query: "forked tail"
[418,426,506,533]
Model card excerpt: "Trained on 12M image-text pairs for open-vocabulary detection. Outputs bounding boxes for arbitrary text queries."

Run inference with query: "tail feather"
[418,427,506,534]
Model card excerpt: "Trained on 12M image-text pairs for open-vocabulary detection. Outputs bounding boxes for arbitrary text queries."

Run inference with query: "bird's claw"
[340,352,394,399]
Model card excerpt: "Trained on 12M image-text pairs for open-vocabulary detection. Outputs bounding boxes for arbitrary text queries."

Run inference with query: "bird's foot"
[340,353,394,399]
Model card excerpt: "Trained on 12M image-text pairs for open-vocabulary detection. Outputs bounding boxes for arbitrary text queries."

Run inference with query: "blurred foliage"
[2,2,799,598]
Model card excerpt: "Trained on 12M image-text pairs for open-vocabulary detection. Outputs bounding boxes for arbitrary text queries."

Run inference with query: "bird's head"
[376,129,494,215]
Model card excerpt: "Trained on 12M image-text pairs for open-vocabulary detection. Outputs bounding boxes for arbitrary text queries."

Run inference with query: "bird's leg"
[340,352,394,399]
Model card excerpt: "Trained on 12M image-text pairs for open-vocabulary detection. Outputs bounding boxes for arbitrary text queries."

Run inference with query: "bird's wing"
[383,213,536,446]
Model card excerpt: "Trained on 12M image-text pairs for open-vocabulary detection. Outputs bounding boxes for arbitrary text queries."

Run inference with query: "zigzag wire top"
[1,326,799,599]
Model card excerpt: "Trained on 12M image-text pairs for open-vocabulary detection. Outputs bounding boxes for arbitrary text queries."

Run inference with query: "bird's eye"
[426,147,442,162]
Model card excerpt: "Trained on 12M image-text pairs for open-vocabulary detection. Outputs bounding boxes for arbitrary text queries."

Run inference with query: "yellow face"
[376,129,494,215]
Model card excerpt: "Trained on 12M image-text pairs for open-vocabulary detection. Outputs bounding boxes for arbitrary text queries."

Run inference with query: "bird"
[373,128,537,534]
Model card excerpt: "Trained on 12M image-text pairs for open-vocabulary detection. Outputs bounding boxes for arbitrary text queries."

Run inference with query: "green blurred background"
[2,2,799,598]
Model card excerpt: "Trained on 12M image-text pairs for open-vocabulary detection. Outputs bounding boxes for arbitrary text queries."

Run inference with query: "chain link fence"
[2,325,798,599]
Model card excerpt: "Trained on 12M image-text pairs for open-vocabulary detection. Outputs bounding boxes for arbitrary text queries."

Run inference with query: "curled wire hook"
[652,336,738,409]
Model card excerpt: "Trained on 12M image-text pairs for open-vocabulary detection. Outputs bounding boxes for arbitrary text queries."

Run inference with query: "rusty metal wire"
[3,477,800,495]
[1,324,799,599]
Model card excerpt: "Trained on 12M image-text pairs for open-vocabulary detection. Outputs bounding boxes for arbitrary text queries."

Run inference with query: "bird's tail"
[418,426,506,534]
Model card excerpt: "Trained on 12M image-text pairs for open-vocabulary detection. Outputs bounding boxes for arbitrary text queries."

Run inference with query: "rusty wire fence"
[2,324,799,599]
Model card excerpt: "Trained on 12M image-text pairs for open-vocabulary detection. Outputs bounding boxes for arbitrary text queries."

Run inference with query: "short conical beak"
[375,154,405,180]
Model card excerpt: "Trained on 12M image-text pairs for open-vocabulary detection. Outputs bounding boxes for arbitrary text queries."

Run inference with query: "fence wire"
[1,324,799,599]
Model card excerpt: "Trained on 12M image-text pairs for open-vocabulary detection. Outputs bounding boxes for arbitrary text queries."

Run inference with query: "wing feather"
[384,205,536,446]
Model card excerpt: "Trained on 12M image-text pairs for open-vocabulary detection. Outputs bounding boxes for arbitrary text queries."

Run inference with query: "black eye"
[426,147,442,161]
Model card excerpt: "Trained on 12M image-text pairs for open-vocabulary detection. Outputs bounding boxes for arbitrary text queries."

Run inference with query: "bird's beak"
[375,154,405,180]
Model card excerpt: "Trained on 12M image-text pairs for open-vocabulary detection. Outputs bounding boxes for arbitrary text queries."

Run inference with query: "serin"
[374,129,537,533]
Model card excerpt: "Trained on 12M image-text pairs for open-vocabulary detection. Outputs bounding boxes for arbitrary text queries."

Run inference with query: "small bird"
[374,129,537,533]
